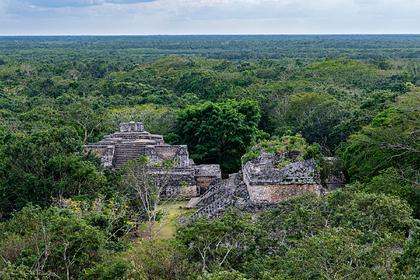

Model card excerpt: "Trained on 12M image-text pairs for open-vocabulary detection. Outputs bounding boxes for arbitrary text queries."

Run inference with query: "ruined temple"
[84,122,222,197]
[85,121,344,218]
[190,151,345,220]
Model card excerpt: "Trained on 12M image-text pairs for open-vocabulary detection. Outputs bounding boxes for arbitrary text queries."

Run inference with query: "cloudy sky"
[1,0,419,35]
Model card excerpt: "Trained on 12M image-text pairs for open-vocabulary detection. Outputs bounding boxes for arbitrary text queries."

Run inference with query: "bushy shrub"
[123,240,194,280]
[198,271,249,280]
[0,205,107,279]
[177,209,257,272]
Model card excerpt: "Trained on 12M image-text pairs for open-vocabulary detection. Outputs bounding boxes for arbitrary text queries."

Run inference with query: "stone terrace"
[84,122,221,198]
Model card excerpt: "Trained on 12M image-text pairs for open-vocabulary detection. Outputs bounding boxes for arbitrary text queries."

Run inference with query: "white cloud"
[22,0,156,8]
[0,0,419,34]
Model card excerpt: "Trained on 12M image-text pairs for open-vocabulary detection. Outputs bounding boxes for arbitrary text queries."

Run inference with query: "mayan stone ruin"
[84,122,222,198]
[190,151,345,220]
[85,121,345,219]
[243,152,321,203]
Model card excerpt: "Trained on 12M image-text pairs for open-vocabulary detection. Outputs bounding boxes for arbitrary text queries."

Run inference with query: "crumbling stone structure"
[85,121,344,218]
[85,122,222,198]
[243,153,321,204]
[190,151,344,220]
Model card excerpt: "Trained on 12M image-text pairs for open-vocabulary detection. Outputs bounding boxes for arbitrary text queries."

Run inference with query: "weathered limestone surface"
[243,154,318,185]
[191,173,246,220]
[190,151,344,221]
[83,145,115,168]
[145,145,190,168]
[194,164,222,194]
[85,122,344,217]
[119,122,144,133]
[243,153,321,204]
[246,184,321,203]
[84,122,222,198]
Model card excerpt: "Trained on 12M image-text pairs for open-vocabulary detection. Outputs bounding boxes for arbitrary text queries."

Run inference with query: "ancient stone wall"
[190,173,241,220]
[246,184,321,204]
[243,156,319,186]
[242,152,321,204]
[144,145,190,168]
[196,177,216,194]
[84,145,114,167]
[119,121,144,132]
[194,164,222,194]
[189,151,331,221]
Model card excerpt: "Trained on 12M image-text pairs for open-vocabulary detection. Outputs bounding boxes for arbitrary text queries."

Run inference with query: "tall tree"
[284,93,350,151]
[173,100,262,173]
[0,127,106,219]
[340,88,419,182]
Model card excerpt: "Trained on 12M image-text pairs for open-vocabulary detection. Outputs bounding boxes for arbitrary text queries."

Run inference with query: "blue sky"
[1,0,419,35]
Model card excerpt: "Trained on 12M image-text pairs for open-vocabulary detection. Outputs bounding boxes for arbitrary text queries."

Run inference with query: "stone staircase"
[196,174,236,207]
[190,173,245,220]
[113,143,147,169]
[112,132,164,143]
[190,195,235,220]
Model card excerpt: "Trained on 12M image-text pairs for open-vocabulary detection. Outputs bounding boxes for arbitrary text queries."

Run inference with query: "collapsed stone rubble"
[190,152,345,220]
[85,122,345,219]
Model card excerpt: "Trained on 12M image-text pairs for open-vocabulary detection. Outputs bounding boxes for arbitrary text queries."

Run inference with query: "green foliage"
[300,58,393,92]
[0,127,108,219]
[360,168,420,217]
[175,70,233,101]
[198,271,249,280]
[282,93,351,150]
[326,188,413,234]
[394,222,420,279]
[82,259,130,280]
[0,262,34,280]
[257,188,414,259]
[173,100,262,173]
[176,189,414,279]
[242,135,322,168]
[256,194,327,253]
[63,95,113,143]
[59,196,134,249]
[0,37,419,279]
[279,228,401,279]
[109,104,176,135]
[261,188,414,274]
[340,87,419,217]
[242,135,301,164]
[123,240,194,280]
[0,205,107,279]
[340,88,419,182]
[177,209,257,272]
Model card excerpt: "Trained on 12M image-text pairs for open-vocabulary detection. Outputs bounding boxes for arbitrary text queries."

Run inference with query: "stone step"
[111,133,163,141]
[115,143,146,146]
[191,197,233,220]
[114,151,145,155]
[195,173,238,207]
[190,173,244,221]
[186,197,200,209]
[114,152,143,156]
[114,152,145,157]
[114,148,145,152]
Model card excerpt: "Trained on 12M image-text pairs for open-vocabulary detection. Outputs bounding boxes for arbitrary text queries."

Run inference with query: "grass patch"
[152,201,195,240]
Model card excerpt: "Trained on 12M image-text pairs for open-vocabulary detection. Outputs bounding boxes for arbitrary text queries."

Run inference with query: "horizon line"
[1,33,420,37]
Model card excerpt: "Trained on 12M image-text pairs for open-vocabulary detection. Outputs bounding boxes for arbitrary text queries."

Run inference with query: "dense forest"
[0,35,419,279]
